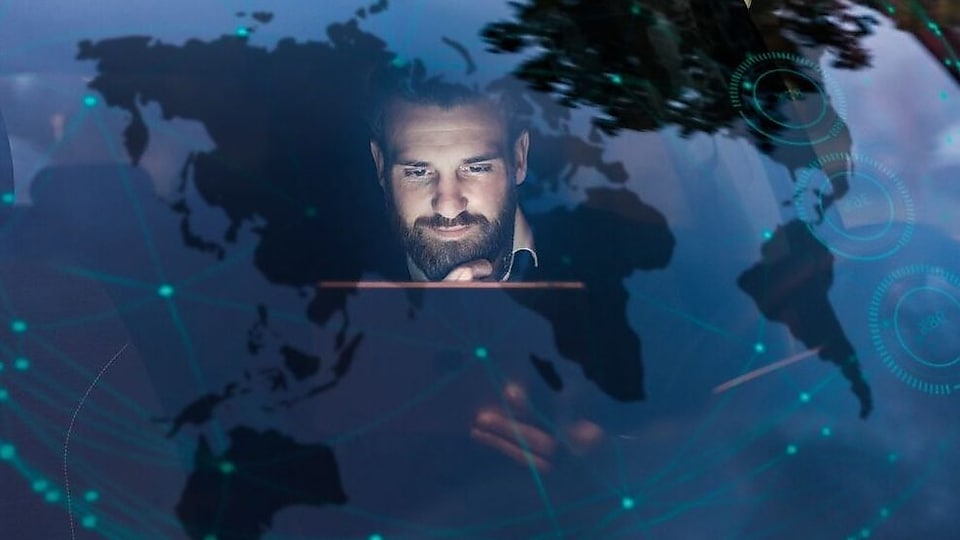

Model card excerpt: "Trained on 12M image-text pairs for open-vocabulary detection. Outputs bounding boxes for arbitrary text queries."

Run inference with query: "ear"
[370,140,386,191]
[512,130,530,185]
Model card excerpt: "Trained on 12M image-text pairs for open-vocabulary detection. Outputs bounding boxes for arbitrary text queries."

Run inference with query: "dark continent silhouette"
[176,427,347,540]
[737,219,872,418]
[509,187,676,403]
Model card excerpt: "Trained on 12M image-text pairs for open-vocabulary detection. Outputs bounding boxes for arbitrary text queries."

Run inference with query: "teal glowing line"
[631,291,744,342]
[327,357,478,447]
[650,373,839,495]
[30,295,156,331]
[457,489,614,534]
[728,487,854,540]
[25,335,153,417]
[0,106,92,238]
[482,353,624,497]
[46,264,159,291]
[9,376,184,466]
[625,349,769,497]
[71,460,187,535]
[575,506,631,539]
[172,290,310,323]
[90,112,168,285]
[163,299,226,450]
[176,244,258,287]
[478,360,563,537]
[174,289,466,351]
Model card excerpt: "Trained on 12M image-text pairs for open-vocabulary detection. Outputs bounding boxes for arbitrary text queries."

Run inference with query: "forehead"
[386,101,507,158]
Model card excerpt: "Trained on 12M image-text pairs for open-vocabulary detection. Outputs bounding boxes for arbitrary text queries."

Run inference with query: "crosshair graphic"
[795,153,915,260]
[729,51,847,146]
[869,265,960,395]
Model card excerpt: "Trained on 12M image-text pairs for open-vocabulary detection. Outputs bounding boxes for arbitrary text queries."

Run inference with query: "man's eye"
[403,168,430,178]
[463,164,493,174]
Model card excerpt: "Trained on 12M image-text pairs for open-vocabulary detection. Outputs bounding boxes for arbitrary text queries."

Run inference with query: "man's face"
[371,101,529,280]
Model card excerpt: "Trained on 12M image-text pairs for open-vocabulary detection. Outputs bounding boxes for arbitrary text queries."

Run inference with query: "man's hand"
[470,382,604,473]
[443,259,493,281]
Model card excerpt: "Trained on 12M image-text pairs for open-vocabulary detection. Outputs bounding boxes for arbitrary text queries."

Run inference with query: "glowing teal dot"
[621,496,635,510]
[391,57,406,68]
[202,535,217,540]
[786,444,798,455]
[0,361,4,371]
[14,357,29,371]
[0,444,14,460]
[887,6,895,14]
[799,392,811,403]
[369,535,384,540]
[609,74,622,85]
[821,426,832,437]
[45,489,61,503]
[84,490,99,503]
[81,515,97,528]
[219,461,236,475]
[474,347,487,359]
[879,507,890,518]
[948,135,954,145]
[1,192,13,205]
[941,91,949,101]
[743,81,754,90]
[561,255,572,265]
[888,452,898,463]
[860,528,871,538]
[157,284,175,298]
[235,27,249,37]
[630,4,640,15]
[305,207,317,218]
[32,479,48,492]
[0,389,8,401]
[762,229,773,240]
[754,342,765,354]
[82,95,98,107]
[10,320,27,333]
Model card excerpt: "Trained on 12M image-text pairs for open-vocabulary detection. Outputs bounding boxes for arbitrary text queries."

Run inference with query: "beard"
[387,187,517,281]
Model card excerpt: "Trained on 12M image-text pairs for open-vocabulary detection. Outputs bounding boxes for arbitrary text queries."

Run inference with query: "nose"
[432,171,467,218]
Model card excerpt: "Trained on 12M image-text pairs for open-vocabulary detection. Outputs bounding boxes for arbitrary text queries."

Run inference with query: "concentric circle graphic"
[869,265,960,395]
[729,51,847,146]
[795,153,915,260]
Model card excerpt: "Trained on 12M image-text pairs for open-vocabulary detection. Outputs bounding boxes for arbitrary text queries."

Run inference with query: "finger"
[565,419,605,456]
[474,409,557,456]
[463,259,493,280]
[470,427,552,472]
[503,381,528,411]
[443,259,493,281]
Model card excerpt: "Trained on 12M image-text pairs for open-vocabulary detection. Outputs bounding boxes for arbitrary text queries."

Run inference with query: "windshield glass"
[0,1,957,539]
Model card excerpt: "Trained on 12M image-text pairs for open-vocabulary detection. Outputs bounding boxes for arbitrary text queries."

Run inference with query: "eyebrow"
[395,153,503,168]
[462,152,502,164]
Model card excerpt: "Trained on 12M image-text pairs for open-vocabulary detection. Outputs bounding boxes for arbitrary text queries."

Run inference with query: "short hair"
[366,73,524,163]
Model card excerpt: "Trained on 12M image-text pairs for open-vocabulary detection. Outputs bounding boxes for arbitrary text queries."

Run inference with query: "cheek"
[473,177,511,215]
[390,182,429,223]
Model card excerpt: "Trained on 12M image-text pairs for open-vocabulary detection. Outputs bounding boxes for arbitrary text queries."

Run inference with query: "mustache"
[415,213,489,229]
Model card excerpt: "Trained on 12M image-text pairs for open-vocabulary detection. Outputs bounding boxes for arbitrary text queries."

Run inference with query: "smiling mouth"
[429,224,474,238]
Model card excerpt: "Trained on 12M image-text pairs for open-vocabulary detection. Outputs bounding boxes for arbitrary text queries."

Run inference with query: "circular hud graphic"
[729,51,847,146]
[869,265,960,395]
[795,153,915,261]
